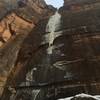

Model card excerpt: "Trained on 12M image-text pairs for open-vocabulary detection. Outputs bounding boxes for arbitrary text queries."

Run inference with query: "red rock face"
[63,0,100,11]
[1,0,100,100]
[0,0,55,98]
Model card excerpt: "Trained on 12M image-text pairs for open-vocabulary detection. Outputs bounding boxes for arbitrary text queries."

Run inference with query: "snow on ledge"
[58,93,100,100]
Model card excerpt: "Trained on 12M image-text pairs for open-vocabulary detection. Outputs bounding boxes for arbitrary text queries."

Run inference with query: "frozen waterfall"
[45,11,61,54]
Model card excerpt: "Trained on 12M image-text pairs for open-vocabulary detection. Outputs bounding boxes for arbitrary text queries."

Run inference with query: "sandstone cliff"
[1,0,100,100]
[0,0,55,98]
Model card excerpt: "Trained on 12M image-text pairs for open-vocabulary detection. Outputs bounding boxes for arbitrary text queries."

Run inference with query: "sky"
[45,0,64,9]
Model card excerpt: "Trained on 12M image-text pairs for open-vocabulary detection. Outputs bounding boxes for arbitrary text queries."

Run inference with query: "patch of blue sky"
[45,0,64,9]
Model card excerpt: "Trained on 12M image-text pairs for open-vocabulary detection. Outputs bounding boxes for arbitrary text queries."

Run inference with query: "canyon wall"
[1,0,100,100]
[0,0,55,98]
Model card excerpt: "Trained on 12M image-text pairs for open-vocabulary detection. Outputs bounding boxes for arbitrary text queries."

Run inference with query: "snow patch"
[58,93,100,100]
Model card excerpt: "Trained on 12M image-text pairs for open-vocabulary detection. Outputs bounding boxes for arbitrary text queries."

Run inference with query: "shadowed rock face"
[1,0,100,100]
[62,0,100,11]
[64,0,100,5]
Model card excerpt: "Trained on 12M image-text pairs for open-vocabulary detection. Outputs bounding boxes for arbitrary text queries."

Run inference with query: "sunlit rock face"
[0,0,55,47]
[0,0,55,99]
[0,12,34,99]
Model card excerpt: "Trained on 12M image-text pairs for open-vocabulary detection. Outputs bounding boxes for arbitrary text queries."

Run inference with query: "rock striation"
[0,0,55,98]
[59,94,99,100]
[1,0,100,100]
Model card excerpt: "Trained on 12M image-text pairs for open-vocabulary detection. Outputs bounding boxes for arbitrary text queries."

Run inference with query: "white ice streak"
[45,11,61,54]
[46,11,61,33]
[32,89,40,100]
[41,30,63,45]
